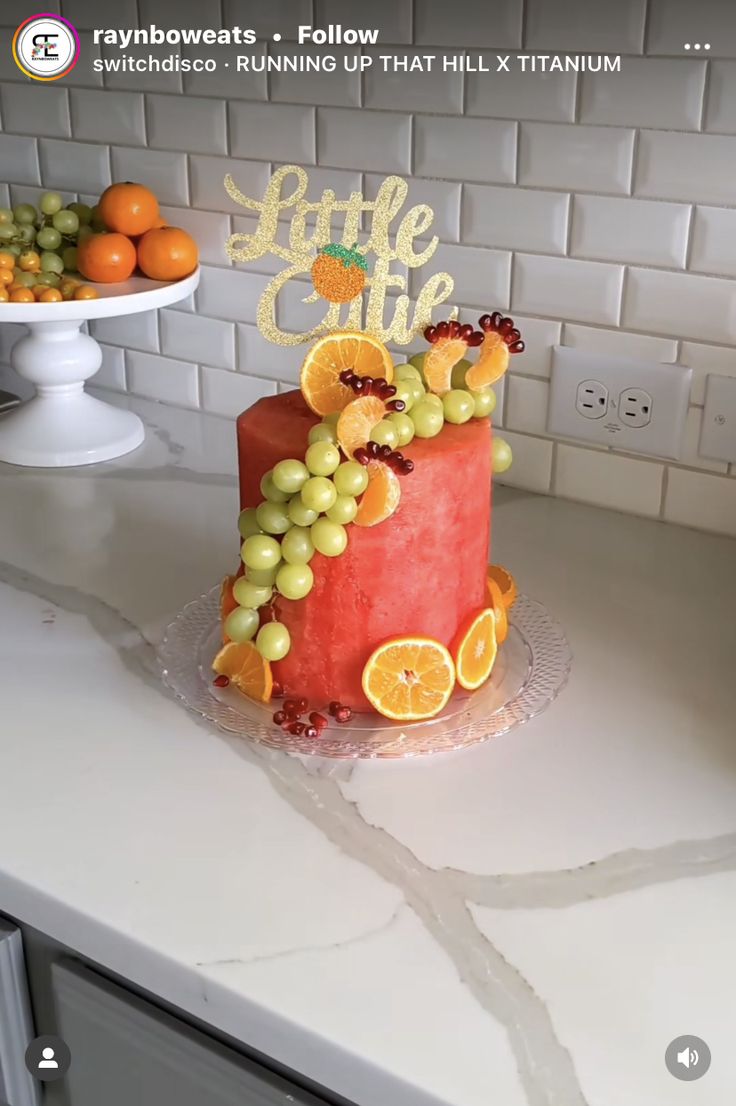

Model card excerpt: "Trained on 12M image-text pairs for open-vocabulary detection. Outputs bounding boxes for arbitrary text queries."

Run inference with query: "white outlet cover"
[700,373,736,463]
[547,346,691,459]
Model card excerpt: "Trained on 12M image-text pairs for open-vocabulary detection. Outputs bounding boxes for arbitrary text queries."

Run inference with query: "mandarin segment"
[423,336,469,396]
[353,461,402,527]
[212,640,274,702]
[362,636,456,721]
[452,607,498,690]
[465,332,510,391]
[336,395,386,458]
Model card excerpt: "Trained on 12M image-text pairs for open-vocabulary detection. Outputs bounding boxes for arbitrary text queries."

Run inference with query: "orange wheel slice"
[212,641,273,702]
[423,337,468,395]
[466,333,510,391]
[486,577,509,644]
[300,332,394,416]
[487,564,517,610]
[362,636,456,721]
[354,461,402,527]
[451,607,498,690]
[220,574,239,642]
[336,395,386,458]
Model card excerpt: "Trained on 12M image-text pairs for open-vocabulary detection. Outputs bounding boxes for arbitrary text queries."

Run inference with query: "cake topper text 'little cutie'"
[224,165,455,347]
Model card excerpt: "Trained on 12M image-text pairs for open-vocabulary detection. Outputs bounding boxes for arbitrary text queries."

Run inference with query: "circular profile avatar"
[13,13,79,81]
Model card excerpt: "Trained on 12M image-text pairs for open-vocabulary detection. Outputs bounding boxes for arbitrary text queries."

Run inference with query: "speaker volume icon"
[677,1047,699,1069]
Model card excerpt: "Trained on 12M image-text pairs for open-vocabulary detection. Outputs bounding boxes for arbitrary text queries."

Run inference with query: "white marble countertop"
[1,392,735,1106]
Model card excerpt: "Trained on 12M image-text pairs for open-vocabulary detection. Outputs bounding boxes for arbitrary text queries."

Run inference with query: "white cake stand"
[0,269,199,467]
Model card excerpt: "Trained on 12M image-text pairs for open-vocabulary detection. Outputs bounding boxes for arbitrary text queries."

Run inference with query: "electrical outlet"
[547,347,691,459]
[699,373,736,463]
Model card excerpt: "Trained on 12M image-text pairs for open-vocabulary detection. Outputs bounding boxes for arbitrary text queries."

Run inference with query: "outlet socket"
[547,347,691,459]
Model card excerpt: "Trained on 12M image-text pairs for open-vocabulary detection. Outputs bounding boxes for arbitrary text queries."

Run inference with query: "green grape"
[272,458,309,494]
[68,202,92,226]
[311,517,348,557]
[7,244,21,258]
[411,401,444,439]
[256,622,291,661]
[301,476,337,513]
[17,224,36,244]
[52,210,79,236]
[13,204,37,226]
[326,495,357,524]
[472,388,496,418]
[287,496,318,527]
[394,363,423,382]
[62,246,78,272]
[305,440,340,476]
[392,380,416,412]
[281,525,314,565]
[233,578,272,608]
[387,411,415,447]
[333,460,369,497]
[242,533,281,570]
[423,392,443,409]
[308,422,337,446]
[35,272,60,287]
[408,352,426,374]
[40,251,64,275]
[407,380,426,406]
[77,225,94,246]
[276,563,314,601]
[14,271,36,288]
[323,411,341,426]
[39,192,63,216]
[246,564,280,586]
[238,507,262,539]
[36,226,62,251]
[0,208,13,225]
[442,389,474,425]
[223,606,259,644]
[492,437,513,474]
[369,420,399,449]
[260,470,290,503]
[0,224,17,241]
[451,359,472,389]
[256,500,292,535]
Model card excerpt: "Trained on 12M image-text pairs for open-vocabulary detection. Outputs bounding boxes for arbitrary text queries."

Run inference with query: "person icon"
[38,1047,58,1070]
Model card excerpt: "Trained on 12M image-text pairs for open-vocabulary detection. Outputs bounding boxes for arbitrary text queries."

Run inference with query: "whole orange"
[137,226,198,281]
[98,182,159,237]
[78,233,137,283]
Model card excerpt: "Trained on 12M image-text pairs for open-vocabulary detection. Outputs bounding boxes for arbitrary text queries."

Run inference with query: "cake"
[213,166,521,735]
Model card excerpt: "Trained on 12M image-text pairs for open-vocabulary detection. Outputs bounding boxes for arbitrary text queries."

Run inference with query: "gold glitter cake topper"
[224,165,455,347]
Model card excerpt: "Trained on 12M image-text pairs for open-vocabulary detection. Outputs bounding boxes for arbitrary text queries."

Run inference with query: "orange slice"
[336,395,386,458]
[423,337,468,395]
[300,332,394,416]
[212,641,273,702]
[466,333,510,392]
[451,607,498,691]
[354,461,402,527]
[487,564,517,610]
[486,577,509,644]
[362,636,456,721]
[220,574,239,643]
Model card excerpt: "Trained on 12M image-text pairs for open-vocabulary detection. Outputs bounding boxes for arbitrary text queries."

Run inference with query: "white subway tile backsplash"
[705,62,736,133]
[318,108,411,174]
[197,266,268,325]
[147,94,226,156]
[571,195,690,268]
[0,135,40,186]
[111,147,189,206]
[93,345,126,392]
[648,0,736,58]
[315,0,412,44]
[70,89,145,146]
[580,59,705,130]
[526,0,646,51]
[664,469,736,536]
[679,342,736,405]
[624,268,736,345]
[62,32,103,88]
[183,44,266,100]
[189,156,271,214]
[276,280,342,334]
[238,324,304,385]
[1,0,59,20]
[365,175,460,242]
[690,207,736,278]
[410,242,510,309]
[506,376,550,436]
[555,445,663,517]
[230,102,315,164]
[224,0,310,40]
[364,51,463,113]
[414,117,516,185]
[161,310,235,370]
[635,131,736,205]
[270,47,359,107]
[513,254,624,325]
[507,317,561,379]
[127,351,199,409]
[139,0,220,27]
[101,44,182,93]
[1,85,70,138]
[493,431,553,494]
[415,0,522,46]
[159,205,230,266]
[467,68,576,123]
[61,0,137,29]
[462,184,569,254]
[38,139,109,192]
[201,367,277,419]
[563,324,678,364]
[519,124,634,194]
[10,184,76,211]
[91,311,159,353]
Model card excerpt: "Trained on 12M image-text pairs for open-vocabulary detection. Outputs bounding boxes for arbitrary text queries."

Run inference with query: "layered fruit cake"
[214,313,523,735]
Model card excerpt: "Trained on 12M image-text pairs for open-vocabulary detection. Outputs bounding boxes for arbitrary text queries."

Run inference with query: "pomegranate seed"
[509,340,525,353]
[304,725,319,739]
[436,321,450,339]
[367,441,380,457]
[424,325,437,343]
[295,696,308,714]
[283,698,299,716]
[213,674,230,688]
[271,681,284,698]
[387,399,406,413]
[328,700,341,716]
[478,312,493,331]
[383,384,397,398]
[339,369,353,384]
[335,706,353,724]
[378,444,393,459]
[273,710,287,725]
[399,459,415,475]
[354,448,370,466]
[467,331,484,348]
[459,323,474,341]
[449,320,461,338]
[353,377,365,394]
[309,711,328,729]
[393,451,404,463]
[287,721,305,735]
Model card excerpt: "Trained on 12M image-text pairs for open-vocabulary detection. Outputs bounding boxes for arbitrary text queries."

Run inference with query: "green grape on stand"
[301,476,337,513]
[369,420,399,449]
[281,525,314,565]
[238,507,262,539]
[13,204,37,226]
[52,209,79,236]
[68,202,92,225]
[14,271,37,288]
[276,563,314,601]
[411,400,444,439]
[442,389,474,425]
[0,208,14,225]
[256,622,291,661]
[35,272,60,288]
[326,495,357,524]
[246,564,280,586]
[62,246,78,272]
[287,496,319,527]
[311,517,348,557]
[40,251,64,275]
[36,226,62,251]
[256,500,292,535]
[242,533,281,570]
[233,578,273,609]
[17,224,36,244]
[333,460,368,497]
[272,458,309,494]
[308,422,337,446]
[260,470,290,503]
[305,440,340,476]
[472,388,496,418]
[387,411,415,447]
[0,224,17,241]
[224,606,259,644]
[39,192,63,216]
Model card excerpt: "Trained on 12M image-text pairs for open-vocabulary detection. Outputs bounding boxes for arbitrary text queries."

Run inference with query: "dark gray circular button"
[665,1035,711,1081]
[24,1035,71,1082]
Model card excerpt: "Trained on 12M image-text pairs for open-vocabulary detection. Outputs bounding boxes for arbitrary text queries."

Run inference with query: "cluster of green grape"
[225,425,370,662]
[0,192,100,287]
